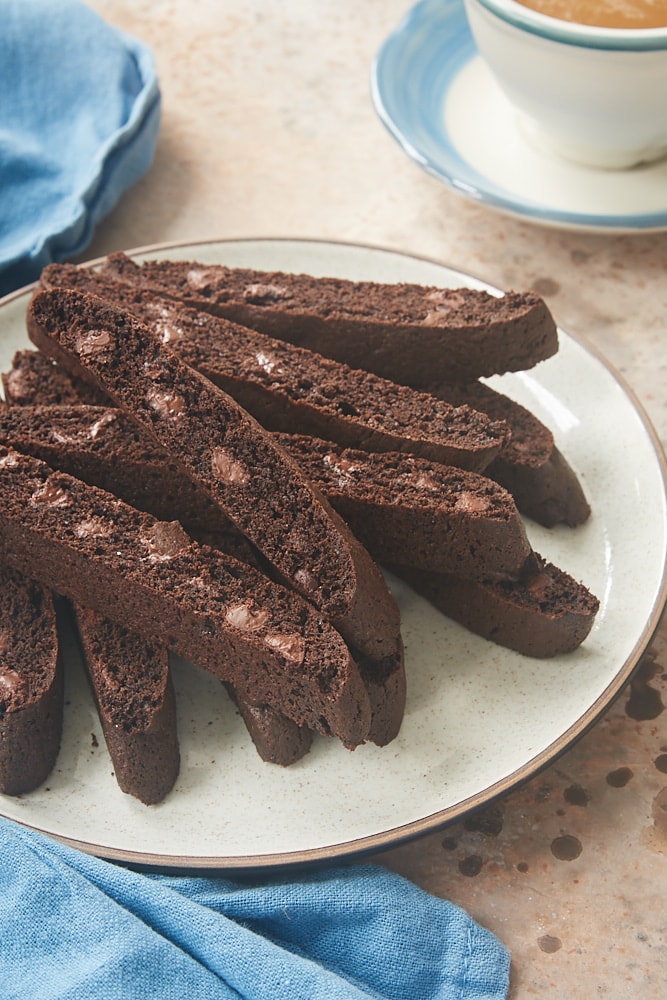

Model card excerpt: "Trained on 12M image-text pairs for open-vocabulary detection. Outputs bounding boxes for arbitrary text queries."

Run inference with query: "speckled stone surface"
[80,1,667,994]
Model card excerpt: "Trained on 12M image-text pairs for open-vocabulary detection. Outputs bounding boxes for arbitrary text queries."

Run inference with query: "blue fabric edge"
[0,29,161,295]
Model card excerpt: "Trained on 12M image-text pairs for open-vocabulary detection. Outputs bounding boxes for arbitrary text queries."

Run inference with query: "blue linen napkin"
[0,0,160,297]
[0,816,510,1000]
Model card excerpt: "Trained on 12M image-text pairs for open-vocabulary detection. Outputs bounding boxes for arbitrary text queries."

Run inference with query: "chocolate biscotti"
[393,555,599,657]
[100,252,559,384]
[0,566,63,795]
[71,605,180,804]
[36,264,589,528]
[28,288,403,667]
[425,380,591,528]
[276,434,532,580]
[0,447,372,746]
[35,267,511,473]
[0,403,405,748]
[0,405,528,582]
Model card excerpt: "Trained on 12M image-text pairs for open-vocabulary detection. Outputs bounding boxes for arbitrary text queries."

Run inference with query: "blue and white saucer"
[371,0,667,232]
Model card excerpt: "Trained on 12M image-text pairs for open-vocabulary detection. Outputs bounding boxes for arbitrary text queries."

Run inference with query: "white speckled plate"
[1,238,666,870]
[371,0,667,232]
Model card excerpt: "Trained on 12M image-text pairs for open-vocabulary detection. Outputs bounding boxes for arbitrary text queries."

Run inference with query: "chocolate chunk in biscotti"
[393,554,599,658]
[423,380,591,528]
[0,448,372,747]
[276,434,532,581]
[99,252,559,384]
[0,405,405,749]
[27,288,403,668]
[71,605,180,804]
[2,349,110,407]
[0,566,63,795]
[35,266,510,473]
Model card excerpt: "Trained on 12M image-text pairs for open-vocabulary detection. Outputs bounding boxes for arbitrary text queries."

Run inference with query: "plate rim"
[2,234,667,871]
[371,0,667,234]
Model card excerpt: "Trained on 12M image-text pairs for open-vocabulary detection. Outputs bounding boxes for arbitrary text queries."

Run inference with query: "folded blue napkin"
[0,0,160,297]
[0,816,509,999]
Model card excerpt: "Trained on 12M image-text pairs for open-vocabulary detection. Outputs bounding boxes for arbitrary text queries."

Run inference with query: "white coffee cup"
[464,0,667,169]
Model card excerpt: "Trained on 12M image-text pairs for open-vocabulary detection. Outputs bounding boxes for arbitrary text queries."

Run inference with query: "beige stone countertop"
[83,1,667,995]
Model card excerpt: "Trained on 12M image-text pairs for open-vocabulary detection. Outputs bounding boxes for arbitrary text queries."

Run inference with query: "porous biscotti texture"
[425,380,591,528]
[2,349,109,407]
[72,605,180,804]
[0,566,63,795]
[0,447,372,746]
[276,434,532,580]
[37,265,511,473]
[28,288,403,667]
[100,252,559,384]
[393,555,599,657]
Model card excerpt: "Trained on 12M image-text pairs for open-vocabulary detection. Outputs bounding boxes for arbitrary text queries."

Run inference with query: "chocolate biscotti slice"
[100,252,559,384]
[224,684,313,765]
[71,605,180,804]
[425,380,591,528]
[0,448,372,746]
[276,434,532,580]
[393,555,599,657]
[28,288,403,668]
[0,566,63,795]
[36,266,510,473]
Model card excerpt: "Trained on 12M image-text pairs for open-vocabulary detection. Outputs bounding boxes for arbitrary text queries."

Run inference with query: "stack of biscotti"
[0,397,597,657]
[33,263,597,634]
[0,446,375,747]
[0,258,601,802]
[21,288,407,761]
[26,262,598,654]
[95,253,589,528]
